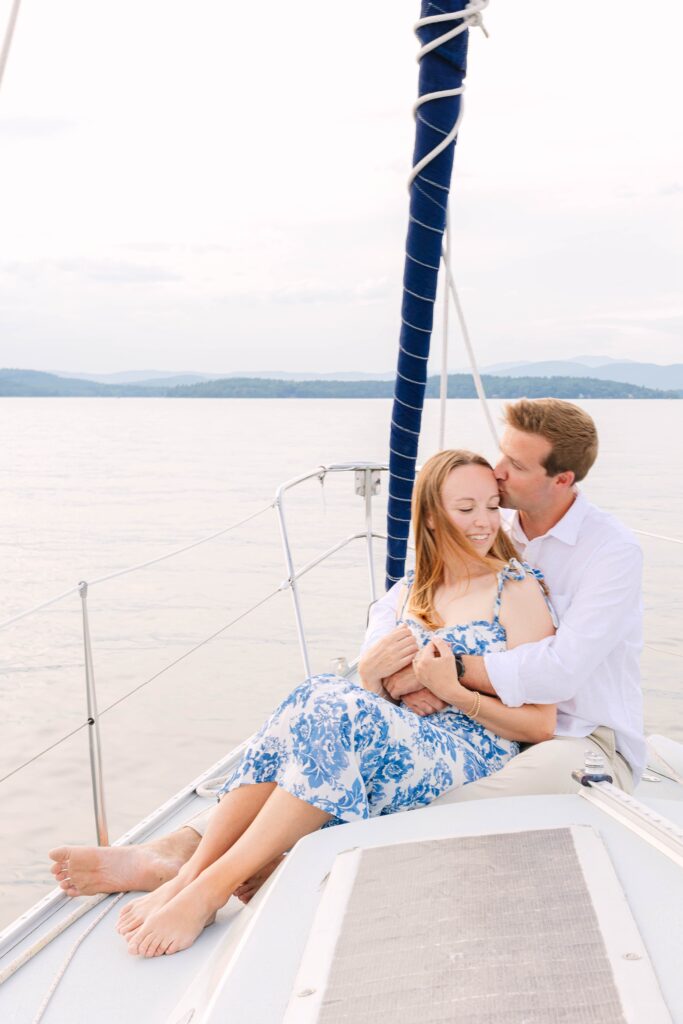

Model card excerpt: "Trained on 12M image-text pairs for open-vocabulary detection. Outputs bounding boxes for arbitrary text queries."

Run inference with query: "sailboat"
[1,2,682,1022]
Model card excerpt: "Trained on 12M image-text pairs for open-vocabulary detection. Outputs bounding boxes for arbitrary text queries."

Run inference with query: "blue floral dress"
[219,559,546,824]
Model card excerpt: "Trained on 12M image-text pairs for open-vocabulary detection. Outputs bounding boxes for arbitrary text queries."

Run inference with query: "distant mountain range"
[44,357,683,391]
[1,368,679,399]
[483,360,683,391]
[51,369,396,387]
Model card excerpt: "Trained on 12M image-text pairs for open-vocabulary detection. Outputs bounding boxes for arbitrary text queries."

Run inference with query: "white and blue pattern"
[219,560,548,824]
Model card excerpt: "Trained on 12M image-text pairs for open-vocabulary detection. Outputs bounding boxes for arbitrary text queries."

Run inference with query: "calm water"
[1,398,681,927]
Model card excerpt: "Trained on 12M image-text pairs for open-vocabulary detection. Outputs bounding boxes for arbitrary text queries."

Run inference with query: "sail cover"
[385,0,475,588]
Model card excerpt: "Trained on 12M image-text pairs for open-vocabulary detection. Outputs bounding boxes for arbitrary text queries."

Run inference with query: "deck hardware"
[355,468,381,602]
[78,581,109,847]
[297,988,316,998]
[623,953,643,961]
[354,468,381,498]
[572,750,614,787]
[579,780,683,869]
[330,656,350,676]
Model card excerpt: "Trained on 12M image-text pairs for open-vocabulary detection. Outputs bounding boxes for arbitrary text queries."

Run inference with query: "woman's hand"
[413,637,471,709]
[401,688,450,717]
[358,626,419,694]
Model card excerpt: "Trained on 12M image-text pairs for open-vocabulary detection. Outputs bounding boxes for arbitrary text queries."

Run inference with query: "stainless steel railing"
[0,462,388,846]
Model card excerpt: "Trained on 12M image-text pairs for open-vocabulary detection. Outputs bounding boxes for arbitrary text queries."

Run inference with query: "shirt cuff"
[484,650,523,708]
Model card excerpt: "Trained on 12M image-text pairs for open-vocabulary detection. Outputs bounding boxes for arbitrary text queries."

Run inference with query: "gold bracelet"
[467,691,481,719]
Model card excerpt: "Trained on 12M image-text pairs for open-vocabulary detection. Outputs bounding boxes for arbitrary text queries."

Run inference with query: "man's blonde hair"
[504,398,598,482]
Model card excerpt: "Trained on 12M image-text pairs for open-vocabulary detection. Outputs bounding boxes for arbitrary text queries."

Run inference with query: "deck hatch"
[287,826,670,1023]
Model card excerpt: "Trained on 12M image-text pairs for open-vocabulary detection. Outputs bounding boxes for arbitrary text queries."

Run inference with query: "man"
[49,398,643,896]
[380,397,643,800]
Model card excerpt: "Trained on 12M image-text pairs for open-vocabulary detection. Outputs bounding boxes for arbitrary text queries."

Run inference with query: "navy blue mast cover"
[385,1,472,588]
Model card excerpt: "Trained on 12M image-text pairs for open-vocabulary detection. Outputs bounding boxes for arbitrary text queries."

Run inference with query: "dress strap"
[397,570,415,621]
[492,558,557,626]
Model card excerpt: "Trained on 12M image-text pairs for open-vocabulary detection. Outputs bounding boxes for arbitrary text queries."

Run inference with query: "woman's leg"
[118,782,276,935]
[128,786,330,957]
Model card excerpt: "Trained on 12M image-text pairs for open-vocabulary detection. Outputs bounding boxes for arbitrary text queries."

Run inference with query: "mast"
[385,1,485,588]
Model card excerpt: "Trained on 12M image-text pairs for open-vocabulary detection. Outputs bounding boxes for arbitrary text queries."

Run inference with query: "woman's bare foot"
[127,882,219,957]
[48,828,200,897]
[117,874,190,937]
[234,855,284,904]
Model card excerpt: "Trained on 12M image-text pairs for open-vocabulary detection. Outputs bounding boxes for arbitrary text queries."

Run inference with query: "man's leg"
[430,729,633,805]
[49,807,215,897]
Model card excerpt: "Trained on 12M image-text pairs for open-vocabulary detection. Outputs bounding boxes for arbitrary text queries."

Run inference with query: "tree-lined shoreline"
[0,368,679,399]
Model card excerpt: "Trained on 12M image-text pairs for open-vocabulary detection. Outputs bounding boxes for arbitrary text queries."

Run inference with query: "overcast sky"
[1,0,681,375]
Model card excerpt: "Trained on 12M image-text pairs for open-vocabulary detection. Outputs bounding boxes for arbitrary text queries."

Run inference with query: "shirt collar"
[508,490,589,547]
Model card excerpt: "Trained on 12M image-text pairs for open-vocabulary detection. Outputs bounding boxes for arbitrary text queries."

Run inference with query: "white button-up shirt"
[364,492,645,777]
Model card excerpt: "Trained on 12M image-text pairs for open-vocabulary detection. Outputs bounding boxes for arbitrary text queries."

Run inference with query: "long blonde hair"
[408,449,519,629]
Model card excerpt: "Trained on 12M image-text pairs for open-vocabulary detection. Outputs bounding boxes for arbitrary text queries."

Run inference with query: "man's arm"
[463,540,642,707]
[360,580,402,653]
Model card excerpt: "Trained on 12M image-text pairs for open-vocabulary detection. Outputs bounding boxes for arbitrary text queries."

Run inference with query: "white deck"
[1,777,682,1024]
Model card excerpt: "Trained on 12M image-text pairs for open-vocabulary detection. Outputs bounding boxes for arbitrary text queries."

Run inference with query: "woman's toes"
[128,931,147,957]
[144,935,162,958]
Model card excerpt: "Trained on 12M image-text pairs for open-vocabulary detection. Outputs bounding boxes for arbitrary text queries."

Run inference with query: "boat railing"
[0,462,389,854]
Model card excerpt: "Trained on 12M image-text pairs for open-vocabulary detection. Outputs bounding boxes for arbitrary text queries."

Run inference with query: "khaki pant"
[185,727,632,836]
[430,726,633,806]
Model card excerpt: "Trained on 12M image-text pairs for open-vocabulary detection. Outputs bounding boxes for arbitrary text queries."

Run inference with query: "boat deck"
[1,778,682,1024]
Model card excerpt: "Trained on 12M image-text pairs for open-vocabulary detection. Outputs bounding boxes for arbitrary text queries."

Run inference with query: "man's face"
[494,426,555,512]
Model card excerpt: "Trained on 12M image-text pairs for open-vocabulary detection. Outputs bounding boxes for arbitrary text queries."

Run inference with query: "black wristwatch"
[453,653,466,681]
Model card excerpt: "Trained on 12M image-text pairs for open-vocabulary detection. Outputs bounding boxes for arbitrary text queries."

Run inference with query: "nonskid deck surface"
[1,782,682,1024]
[308,830,631,1024]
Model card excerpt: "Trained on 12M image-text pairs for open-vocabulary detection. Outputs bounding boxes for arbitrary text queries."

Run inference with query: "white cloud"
[0,0,681,372]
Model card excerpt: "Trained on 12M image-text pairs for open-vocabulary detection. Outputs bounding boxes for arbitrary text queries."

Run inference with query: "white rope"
[0,892,119,988]
[409,94,466,188]
[30,894,125,1022]
[408,2,488,189]
[414,2,489,62]
[406,1,495,451]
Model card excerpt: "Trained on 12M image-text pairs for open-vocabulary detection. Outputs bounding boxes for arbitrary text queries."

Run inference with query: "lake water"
[1,397,681,928]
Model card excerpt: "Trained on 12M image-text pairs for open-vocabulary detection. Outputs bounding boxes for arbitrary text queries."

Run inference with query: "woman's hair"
[408,449,519,629]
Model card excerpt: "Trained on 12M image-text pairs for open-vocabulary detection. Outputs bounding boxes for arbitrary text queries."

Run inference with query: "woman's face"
[439,464,501,555]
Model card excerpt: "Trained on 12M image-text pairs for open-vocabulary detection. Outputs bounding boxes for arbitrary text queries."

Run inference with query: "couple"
[49,398,644,957]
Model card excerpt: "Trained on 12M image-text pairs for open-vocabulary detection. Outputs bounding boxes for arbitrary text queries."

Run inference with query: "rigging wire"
[0,586,283,788]
[0,503,274,633]
[438,212,451,450]
[442,249,499,447]
[0,0,22,94]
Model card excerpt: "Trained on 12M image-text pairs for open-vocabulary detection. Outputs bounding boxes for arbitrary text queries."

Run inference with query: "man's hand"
[383,662,422,700]
[402,687,450,717]
[413,637,470,706]
[358,626,418,694]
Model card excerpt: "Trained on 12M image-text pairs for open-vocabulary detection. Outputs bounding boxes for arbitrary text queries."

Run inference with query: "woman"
[120,449,555,957]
